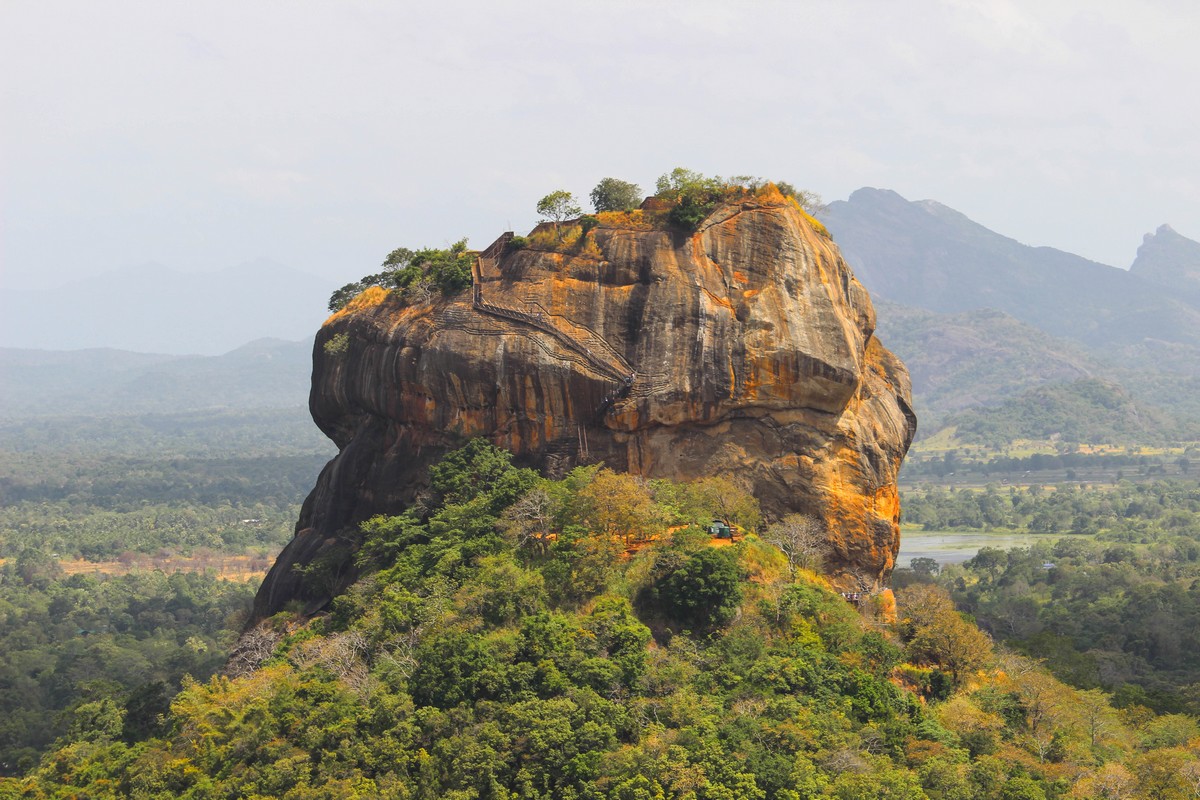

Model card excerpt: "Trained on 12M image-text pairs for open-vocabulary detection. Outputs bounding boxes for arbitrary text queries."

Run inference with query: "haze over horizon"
[3,1,1197,298]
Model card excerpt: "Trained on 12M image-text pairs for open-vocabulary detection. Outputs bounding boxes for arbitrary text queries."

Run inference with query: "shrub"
[322,333,350,356]
[326,238,474,311]
[654,168,734,232]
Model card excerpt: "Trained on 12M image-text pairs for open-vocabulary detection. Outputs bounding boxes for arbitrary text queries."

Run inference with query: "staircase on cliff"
[471,233,637,417]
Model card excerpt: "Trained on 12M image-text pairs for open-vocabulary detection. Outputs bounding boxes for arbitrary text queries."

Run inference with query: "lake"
[896,529,1063,569]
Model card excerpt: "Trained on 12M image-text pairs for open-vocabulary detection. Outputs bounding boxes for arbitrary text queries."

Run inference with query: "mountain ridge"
[822,187,1200,349]
[0,259,331,355]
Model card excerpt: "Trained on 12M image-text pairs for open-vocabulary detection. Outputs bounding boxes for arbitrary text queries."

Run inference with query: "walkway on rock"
[471,234,637,415]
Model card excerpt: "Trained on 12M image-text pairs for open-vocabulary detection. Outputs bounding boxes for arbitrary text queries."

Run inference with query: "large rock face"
[253,195,916,621]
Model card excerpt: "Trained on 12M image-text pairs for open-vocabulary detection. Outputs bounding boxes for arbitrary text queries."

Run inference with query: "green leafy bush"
[322,332,350,356]
[327,238,474,311]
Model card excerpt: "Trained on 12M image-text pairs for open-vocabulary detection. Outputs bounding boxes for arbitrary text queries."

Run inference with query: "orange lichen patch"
[873,483,902,527]
[698,286,736,312]
[742,366,761,401]
[595,209,656,230]
[742,289,759,299]
[323,286,390,326]
[732,270,750,284]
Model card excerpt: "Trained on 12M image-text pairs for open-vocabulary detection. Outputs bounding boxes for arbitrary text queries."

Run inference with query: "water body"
[896,529,1063,569]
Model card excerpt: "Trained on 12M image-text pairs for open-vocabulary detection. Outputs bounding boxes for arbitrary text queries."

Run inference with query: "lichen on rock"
[252,193,916,621]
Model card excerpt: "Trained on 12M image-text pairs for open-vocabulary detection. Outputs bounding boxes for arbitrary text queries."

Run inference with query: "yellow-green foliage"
[781,194,831,237]
[322,332,350,356]
[595,209,655,230]
[13,440,1199,799]
[528,225,581,250]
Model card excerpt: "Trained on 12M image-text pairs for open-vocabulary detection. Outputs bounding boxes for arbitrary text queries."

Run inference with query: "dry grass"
[323,285,390,327]
[54,555,271,582]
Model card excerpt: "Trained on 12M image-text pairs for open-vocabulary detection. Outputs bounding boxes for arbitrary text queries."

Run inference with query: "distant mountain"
[823,188,1200,349]
[1130,223,1200,301]
[944,378,1182,447]
[0,259,331,355]
[822,190,1200,444]
[872,302,1098,420]
[0,338,314,418]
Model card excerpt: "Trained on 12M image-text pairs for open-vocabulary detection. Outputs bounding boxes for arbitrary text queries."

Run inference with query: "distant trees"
[589,178,642,213]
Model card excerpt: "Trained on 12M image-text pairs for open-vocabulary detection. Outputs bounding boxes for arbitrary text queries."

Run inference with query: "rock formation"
[1130,224,1200,302]
[252,192,916,621]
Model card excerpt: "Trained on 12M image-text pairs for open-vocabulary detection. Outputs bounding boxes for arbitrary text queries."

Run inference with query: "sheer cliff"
[252,193,915,621]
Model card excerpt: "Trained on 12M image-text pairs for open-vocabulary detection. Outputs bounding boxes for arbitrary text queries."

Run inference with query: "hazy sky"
[3,0,1198,291]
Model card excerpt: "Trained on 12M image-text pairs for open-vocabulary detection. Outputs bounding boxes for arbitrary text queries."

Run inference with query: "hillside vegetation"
[10,443,1200,799]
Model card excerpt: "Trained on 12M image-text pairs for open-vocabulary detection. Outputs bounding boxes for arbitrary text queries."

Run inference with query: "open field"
[0,553,273,582]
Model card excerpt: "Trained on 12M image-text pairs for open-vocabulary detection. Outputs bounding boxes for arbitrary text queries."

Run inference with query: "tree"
[689,476,761,533]
[576,469,659,545]
[1071,763,1136,800]
[654,167,722,197]
[763,514,828,577]
[429,438,536,510]
[501,487,556,556]
[326,239,471,311]
[898,584,993,685]
[536,190,582,237]
[654,168,731,231]
[660,548,744,633]
[589,178,642,213]
[910,556,941,578]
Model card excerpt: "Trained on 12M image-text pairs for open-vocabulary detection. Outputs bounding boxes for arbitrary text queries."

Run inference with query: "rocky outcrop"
[252,193,916,621]
[1130,224,1200,302]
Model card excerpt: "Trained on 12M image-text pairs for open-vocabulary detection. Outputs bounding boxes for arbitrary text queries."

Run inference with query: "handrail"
[467,233,639,419]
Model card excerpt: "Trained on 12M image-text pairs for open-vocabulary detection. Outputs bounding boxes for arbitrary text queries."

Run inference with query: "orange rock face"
[252,195,915,620]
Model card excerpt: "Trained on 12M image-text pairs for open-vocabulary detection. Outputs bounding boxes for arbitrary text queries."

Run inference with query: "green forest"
[0,410,329,559]
[6,442,1200,798]
[0,409,332,778]
[898,479,1200,716]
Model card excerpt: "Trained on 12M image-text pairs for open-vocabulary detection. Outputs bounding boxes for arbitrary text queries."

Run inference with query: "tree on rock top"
[589,178,642,213]
[536,190,582,238]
